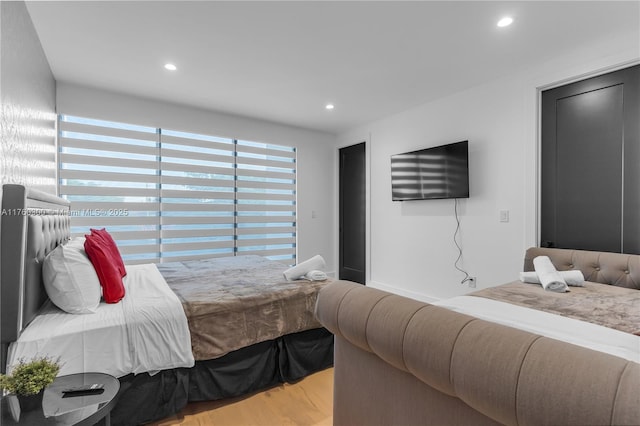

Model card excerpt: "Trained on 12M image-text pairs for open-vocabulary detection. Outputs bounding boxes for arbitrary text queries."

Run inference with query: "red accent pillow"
[84,234,125,303]
[90,228,126,277]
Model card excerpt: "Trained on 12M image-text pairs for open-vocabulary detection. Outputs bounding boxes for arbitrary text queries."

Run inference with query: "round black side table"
[1,372,119,426]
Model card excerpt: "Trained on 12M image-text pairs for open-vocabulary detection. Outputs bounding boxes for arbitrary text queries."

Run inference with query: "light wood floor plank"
[150,368,333,426]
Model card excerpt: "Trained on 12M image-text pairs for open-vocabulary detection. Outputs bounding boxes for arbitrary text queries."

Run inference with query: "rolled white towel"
[519,270,585,287]
[303,270,328,281]
[283,255,326,281]
[532,256,569,292]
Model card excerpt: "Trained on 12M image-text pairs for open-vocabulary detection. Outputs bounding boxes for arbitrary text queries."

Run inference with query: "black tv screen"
[391,140,469,201]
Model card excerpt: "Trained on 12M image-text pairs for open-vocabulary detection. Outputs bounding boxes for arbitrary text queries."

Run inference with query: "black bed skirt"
[111,328,334,426]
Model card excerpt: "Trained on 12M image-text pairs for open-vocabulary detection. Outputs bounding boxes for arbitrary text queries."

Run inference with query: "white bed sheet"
[7,264,195,377]
[433,296,639,363]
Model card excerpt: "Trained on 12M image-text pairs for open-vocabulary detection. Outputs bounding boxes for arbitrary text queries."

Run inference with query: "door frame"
[533,60,640,248]
[335,137,370,284]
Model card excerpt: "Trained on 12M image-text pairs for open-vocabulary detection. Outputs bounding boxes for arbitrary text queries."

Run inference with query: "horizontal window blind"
[58,115,297,265]
[159,129,236,262]
[59,115,161,264]
[236,140,297,262]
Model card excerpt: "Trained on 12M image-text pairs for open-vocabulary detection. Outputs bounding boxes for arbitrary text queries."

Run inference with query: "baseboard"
[366,280,441,303]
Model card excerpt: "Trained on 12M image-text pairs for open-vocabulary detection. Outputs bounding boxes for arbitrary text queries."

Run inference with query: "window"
[58,115,296,264]
[235,140,297,261]
[159,129,236,261]
[58,115,160,263]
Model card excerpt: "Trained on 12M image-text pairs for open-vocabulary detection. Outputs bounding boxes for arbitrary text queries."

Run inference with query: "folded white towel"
[519,270,585,287]
[283,255,326,281]
[532,256,569,292]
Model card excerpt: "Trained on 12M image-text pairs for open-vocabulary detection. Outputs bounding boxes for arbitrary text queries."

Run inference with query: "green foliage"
[0,357,60,396]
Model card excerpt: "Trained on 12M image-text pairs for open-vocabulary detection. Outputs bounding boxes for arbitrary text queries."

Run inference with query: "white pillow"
[42,237,101,314]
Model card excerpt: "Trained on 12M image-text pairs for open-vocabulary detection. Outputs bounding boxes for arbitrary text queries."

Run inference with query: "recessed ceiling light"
[325,104,335,110]
[497,17,513,27]
[164,63,177,71]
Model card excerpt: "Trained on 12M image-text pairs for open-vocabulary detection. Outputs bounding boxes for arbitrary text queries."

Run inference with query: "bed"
[0,184,334,425]
[315,248,640,425]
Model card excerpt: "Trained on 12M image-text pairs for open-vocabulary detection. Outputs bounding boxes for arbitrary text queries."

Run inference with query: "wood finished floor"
[149,368,333,426]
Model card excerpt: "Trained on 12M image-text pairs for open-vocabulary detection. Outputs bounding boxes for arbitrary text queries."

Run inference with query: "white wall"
[0,1,57,196]
[337,29,639,302]
[57,83,338,272]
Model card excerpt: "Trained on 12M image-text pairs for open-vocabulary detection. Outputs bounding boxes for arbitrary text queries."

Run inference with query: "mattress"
[6,264,195,377]
[157,255,332,360]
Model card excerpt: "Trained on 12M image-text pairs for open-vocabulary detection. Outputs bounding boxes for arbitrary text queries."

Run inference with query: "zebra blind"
[58,115,161,263]
[159,129,236,262]
[58,115,297,264]
[235,140,297,261]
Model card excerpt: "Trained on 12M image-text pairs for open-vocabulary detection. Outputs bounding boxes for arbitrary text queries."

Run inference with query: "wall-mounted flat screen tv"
[391,140,469,201]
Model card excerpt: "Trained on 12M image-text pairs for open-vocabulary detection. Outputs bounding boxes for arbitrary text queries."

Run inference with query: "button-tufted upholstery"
[1,184,71,361]
[23,214,71,323]
[316,280,640,426]
[524,247,640,290]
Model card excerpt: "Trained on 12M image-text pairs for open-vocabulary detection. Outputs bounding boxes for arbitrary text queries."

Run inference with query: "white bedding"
[433,296,640,363]
[6,264,195,377]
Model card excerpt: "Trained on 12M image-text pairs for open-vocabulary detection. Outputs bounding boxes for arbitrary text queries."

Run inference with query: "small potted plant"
[0,356,60,411]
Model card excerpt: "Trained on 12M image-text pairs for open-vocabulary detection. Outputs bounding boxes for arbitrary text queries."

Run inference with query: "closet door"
[541,64,639,254]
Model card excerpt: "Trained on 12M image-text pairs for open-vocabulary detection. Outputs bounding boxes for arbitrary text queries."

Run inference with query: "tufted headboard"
[1,184,71,372]
[524,247,640,290]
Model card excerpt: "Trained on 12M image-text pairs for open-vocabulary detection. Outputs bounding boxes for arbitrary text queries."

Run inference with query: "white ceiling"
[25,1,639,134]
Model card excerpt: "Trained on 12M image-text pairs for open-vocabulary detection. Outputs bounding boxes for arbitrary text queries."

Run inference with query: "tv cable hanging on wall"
[453,198,471,285]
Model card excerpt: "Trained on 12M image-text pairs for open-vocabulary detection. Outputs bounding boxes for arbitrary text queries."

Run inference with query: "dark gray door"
[339,142,366,284]
[541,64,639,254]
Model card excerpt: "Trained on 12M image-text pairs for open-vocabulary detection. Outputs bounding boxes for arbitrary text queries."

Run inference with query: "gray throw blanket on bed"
[157,255,331,360]
[471,281,640,335]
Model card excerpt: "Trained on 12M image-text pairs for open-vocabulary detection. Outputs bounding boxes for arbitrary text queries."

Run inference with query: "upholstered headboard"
[1,184,71,372]
[524,246,640,290]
